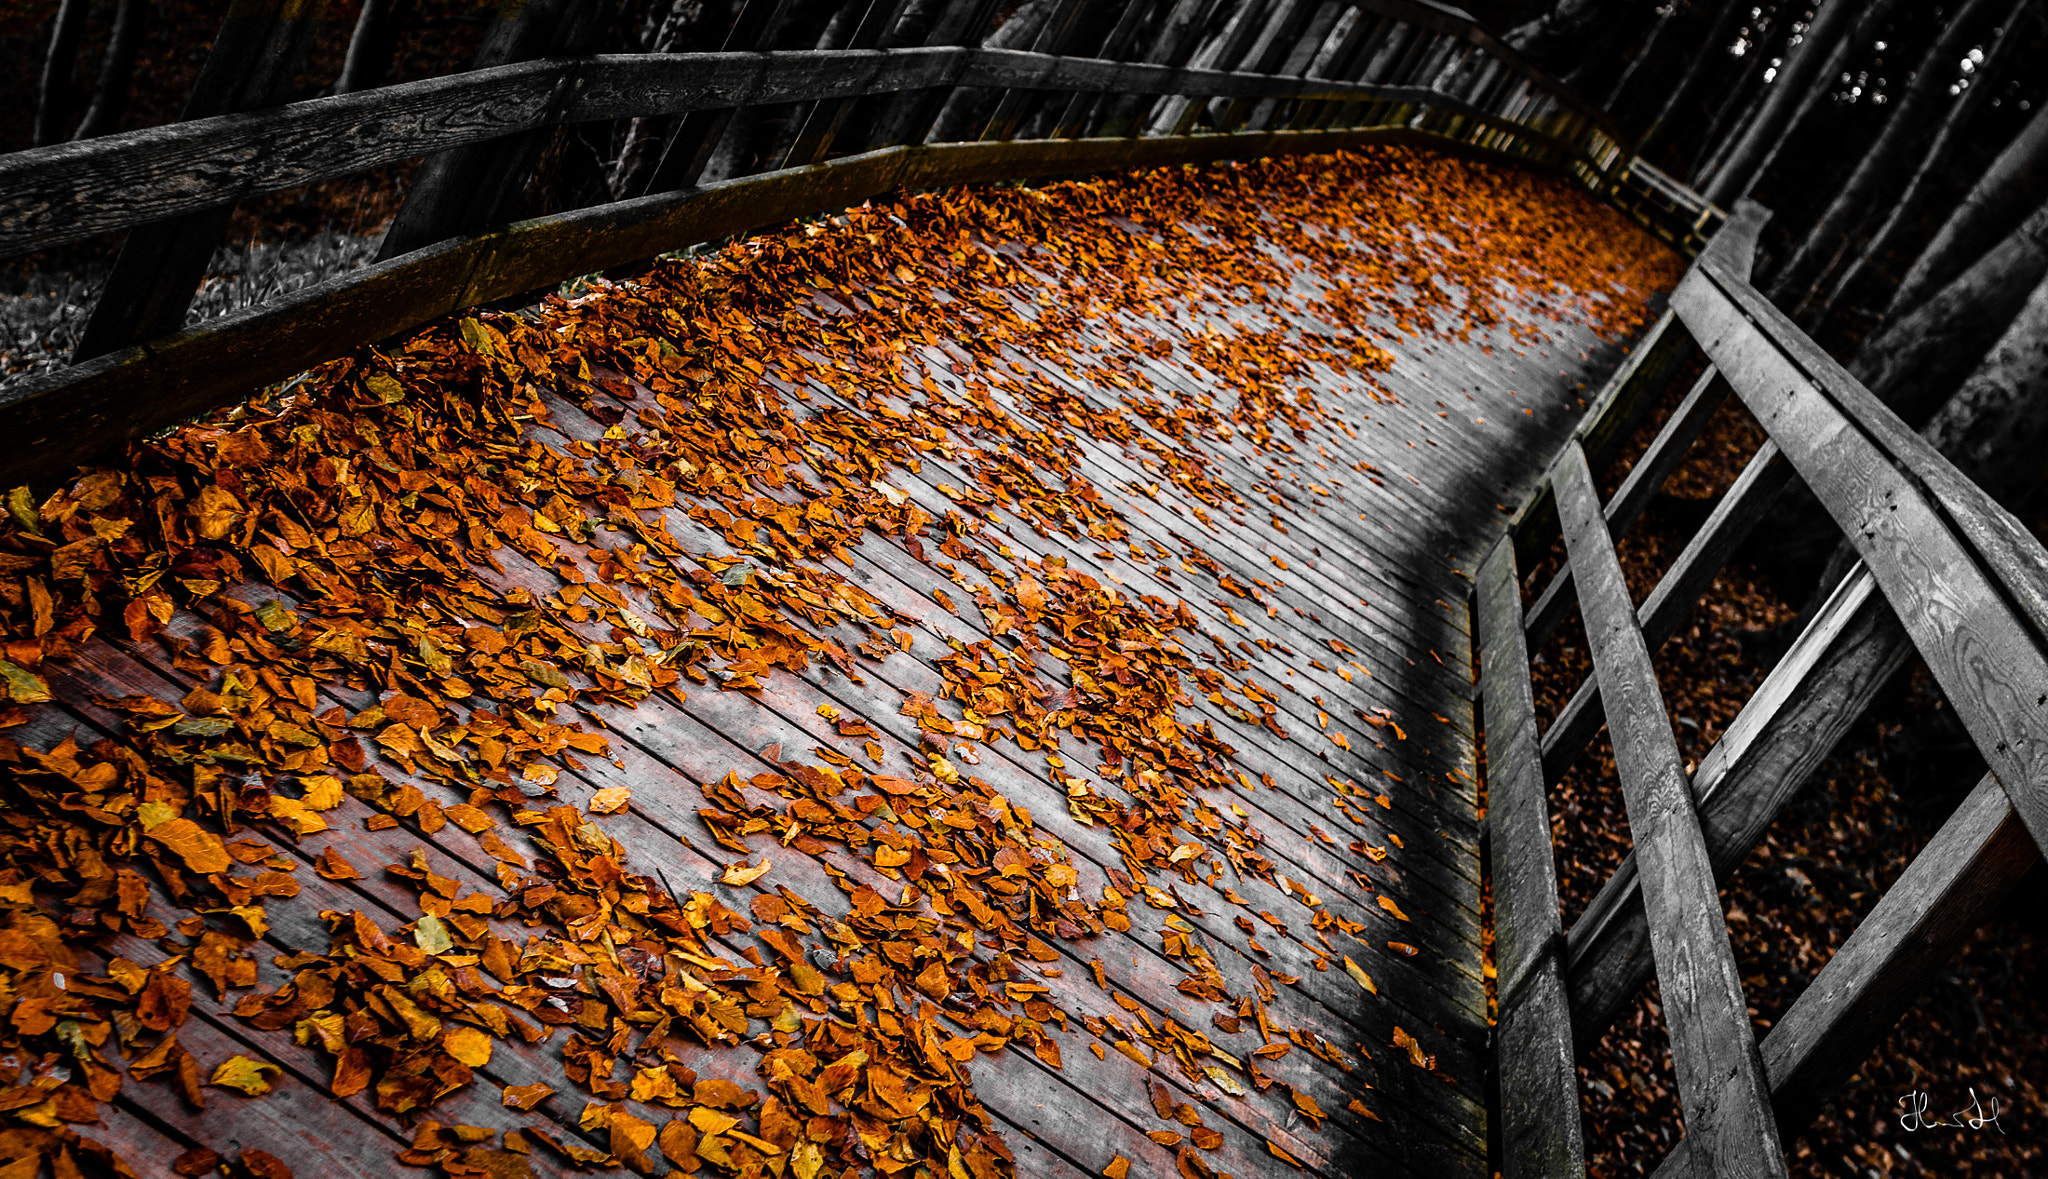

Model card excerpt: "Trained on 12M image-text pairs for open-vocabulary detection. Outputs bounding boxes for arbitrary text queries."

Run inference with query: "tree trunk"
[71,0,149,140]
[609,0,704,198]
[1884,100,2048,322]
[1600,0,1677,113]
[1849,198,2048,429]
[1768,0,2001,313]
[1747,197,2048,594]
[1503,0,1627,75]
[1636,0,1746,158]
[1814,0,2026,328]
[1921,269,2048,509]
[1686,25,1774,186]
[32,0,89,147]
[1701,0,1859,207]
[336,0,417,94]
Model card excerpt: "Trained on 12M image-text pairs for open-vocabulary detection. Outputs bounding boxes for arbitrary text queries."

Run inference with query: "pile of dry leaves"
[0,146,1676,1179]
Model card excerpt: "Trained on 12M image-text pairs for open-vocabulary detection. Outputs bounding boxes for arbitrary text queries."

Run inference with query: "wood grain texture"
[0,48,1581,258]
[1476,537,1587,1178]
[1524,366,1729,652]
[0,124,1573,488]
[1563,566,1913,1051]
[1681,261,2048,861]
[1537,441,1797,785]
[1552,442,1786,1177]
[1651,773,2038,1176]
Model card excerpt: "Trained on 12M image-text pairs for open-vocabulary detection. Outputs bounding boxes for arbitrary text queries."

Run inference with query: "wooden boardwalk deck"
[1,150,1678,1179]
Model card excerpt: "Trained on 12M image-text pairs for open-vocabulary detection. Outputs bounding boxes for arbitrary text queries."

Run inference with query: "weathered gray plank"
[1680,260,2048,860]
[1524,366,1729,651]
[1476,536,1587,1178]
[1651,772,2038,1176]
[1564,565,1913,1050]
[0,46,1582,258]
[1552,441,1787,1177]
[1537,441,1798,785]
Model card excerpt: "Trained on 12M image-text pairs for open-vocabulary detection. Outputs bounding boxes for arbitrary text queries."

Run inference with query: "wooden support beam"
[1651,773,2037,1175]
[1476,536,1587,1178]
[1524,366,1729,652]
[1681,260,2048,860]
[1552,441,1787,1177]
[1506,308,1694,572]
[1563,565,1914,1050]
[1537,441,1798,784]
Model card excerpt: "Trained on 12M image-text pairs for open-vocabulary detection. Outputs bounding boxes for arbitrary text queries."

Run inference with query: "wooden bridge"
[0,3,2040,1179]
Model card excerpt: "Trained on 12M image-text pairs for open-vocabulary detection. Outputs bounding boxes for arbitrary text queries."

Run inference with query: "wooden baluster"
[71,0,333,362]
[1093,0,1229,138]
[1237,0,1349,133]
[780,0,918,167]
[1209,0,1321,133]
[1155,0,1276,136]
[1286,10,1385,131]
[1553,443,1789,1176]
[858,0,1006,149]
[1476,536,1588,1179]
[976,0,1091,141]
[373,0,611,261]
[1046,0,1161,140]
[633,0,802,194]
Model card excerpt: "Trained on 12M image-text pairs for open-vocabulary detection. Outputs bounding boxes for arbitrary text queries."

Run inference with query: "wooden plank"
[1551,442,1786,1176]
[1650,773,2038,1176]
[1680,260,2048,860]
[1523,367,1728,652]
[1563,565,1912,1050]
[1475,537,1586,1178]
[0,122,1576,489]
[1537,442,1797,785]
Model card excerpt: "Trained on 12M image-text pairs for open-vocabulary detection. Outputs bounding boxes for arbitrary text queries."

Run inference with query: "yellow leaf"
[722,858,771,886]
[144,819,231,875]
[210,1054,281,1096]
[1376,896,1411,922]
[588,787,632,814]
[1342,956,1376,995]
[445,1026,493,1068]
[689,1107,740,1136]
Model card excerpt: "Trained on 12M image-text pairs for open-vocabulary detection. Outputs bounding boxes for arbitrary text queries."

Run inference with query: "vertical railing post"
[71,0,335,362]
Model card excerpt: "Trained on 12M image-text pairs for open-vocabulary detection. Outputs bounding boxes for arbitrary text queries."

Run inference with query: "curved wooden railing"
[0,0,1707,487]
[1480,197,2048,1175]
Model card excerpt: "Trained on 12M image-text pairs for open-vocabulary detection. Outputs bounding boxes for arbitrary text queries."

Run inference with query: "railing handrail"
[1484,182,2048,1177]
[0,46,1582,259]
